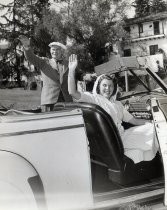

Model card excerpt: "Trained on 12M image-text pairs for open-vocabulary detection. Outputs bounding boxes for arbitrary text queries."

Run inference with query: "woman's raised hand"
[68,54,81,100]
[68,54,78,73]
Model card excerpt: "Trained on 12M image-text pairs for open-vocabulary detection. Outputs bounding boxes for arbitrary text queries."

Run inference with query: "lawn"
[0,88,41,110]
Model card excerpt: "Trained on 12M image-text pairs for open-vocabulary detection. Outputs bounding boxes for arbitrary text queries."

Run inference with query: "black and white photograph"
[0,0,167,209]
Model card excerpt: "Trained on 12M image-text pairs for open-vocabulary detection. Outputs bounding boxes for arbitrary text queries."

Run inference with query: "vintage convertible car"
[0,66,167,210]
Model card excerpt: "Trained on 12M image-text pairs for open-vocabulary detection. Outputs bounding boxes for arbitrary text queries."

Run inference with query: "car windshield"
[118,68,167,97]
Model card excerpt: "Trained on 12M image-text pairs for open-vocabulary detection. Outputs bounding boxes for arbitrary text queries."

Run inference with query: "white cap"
[48,42,67,50]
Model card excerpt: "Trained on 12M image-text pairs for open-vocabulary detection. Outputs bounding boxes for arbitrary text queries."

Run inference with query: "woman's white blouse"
[77,92,133,136]
[76,91,158,164]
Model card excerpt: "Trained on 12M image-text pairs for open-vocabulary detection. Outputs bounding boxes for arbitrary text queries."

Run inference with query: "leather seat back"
[54,102,125,171]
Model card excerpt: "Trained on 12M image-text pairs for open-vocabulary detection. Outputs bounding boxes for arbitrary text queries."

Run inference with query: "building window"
[124,26,131,33]
[138,24,143,33]
[153,21,160,35]
[149,45,158,55]
[124,49,131,57]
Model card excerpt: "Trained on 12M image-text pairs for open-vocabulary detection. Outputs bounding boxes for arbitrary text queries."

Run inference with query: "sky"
[0,0,12,4]
[0,0,13,20]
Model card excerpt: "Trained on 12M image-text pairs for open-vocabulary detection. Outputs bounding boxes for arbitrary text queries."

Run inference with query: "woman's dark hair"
[96,74,117,97]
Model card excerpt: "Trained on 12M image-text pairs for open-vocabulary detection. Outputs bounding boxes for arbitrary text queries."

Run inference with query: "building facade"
[122,12,167,58]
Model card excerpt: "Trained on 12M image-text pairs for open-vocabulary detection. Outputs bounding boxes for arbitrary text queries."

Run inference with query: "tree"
[133,0,151,17]
[151,0,167,14]
[41,0,129,71]
[0,0,50,85]
[133,0,167,17]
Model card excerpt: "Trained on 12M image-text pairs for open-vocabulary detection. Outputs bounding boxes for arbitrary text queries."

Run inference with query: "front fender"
[0,151,45,210]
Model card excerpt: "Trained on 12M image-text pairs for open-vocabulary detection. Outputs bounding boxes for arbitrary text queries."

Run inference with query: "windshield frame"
[117,67,167,100]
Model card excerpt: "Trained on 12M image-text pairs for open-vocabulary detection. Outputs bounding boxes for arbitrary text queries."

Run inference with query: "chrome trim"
[0,124,84,138]
[0,109,82,123]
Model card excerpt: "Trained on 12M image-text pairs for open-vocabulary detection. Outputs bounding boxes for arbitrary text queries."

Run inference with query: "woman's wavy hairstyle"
[96,74,118,97]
